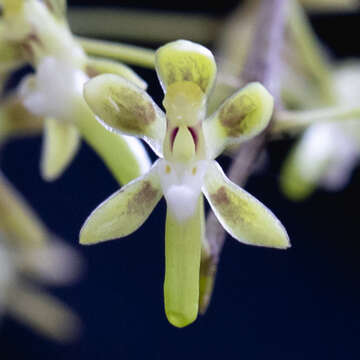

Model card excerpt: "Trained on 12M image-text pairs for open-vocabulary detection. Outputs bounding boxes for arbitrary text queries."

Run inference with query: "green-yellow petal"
[156,40,216,96]
[203,161,290,249]
[83,73,165,156]
[80,161,163,245]
[164,195,204,328]
[0,173,47,248]
[41,118,80,181]
[280,153,317,201]
[204,82,274,158]
[86,57,147,90]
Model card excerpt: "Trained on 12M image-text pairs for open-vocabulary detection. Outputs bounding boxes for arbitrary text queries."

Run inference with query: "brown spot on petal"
[43,0,54,11]
[219,95,257,137]
[210,185,256,227]
[86,65,100,78]
[127,181,160,216]
[105,87,156,134]
[211,186,230,206]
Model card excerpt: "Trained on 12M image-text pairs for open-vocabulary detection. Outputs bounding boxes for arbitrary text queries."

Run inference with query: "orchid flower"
[281,62,360,200]
[79,40,290,328]
[0,0,150,183]
[0,172,83,341]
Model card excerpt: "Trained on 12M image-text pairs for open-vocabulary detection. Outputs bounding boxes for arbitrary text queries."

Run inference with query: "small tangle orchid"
[80,40,290,327]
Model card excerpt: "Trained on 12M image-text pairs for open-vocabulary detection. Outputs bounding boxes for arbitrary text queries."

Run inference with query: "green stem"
[69,8,220,44]
[288,0,335,104]
[272,106,360,135]
[78,37,155,69]
[202,0,287,315]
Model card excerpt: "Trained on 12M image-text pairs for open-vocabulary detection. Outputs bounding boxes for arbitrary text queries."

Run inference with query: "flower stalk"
[78,37,156,69]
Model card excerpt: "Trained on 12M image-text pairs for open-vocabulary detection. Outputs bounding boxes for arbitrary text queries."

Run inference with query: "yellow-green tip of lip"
[166,308,198,328]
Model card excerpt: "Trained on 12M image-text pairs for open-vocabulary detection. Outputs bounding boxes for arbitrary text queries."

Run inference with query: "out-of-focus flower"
[0,172,83,341]
[79,40,290,328]
[0,23,24,95]
[212,0,360,200]
[212,0,336,112]
[0,0,150,183]
[0,94,44,145]
[281,62,360,200]
[299,0,359,12]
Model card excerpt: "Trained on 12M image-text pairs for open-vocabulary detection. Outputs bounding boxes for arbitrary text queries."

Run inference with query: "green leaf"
[41,118,80,181]
[80,162,163,245]
[156,40,216,96]
[164,195,204,328]
[0,173,48,248]
[86,57,147,90]
[203,161,290,249]
[83,74,166,156]
[204,82,274,158]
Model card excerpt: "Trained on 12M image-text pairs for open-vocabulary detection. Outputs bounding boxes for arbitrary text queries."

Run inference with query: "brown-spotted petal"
[204,82,274,159]
[80,161,163,245]
[83,73,165,156]
[202,161,290,249]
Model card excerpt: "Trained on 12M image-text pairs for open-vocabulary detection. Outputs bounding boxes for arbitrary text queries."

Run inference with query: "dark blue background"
[1,1,360,359]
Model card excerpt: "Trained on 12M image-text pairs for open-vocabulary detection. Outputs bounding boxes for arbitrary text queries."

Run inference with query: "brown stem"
[200,0,287,314]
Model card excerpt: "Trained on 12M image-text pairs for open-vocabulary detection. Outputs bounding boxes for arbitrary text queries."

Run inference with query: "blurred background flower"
[0,172,83,342]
